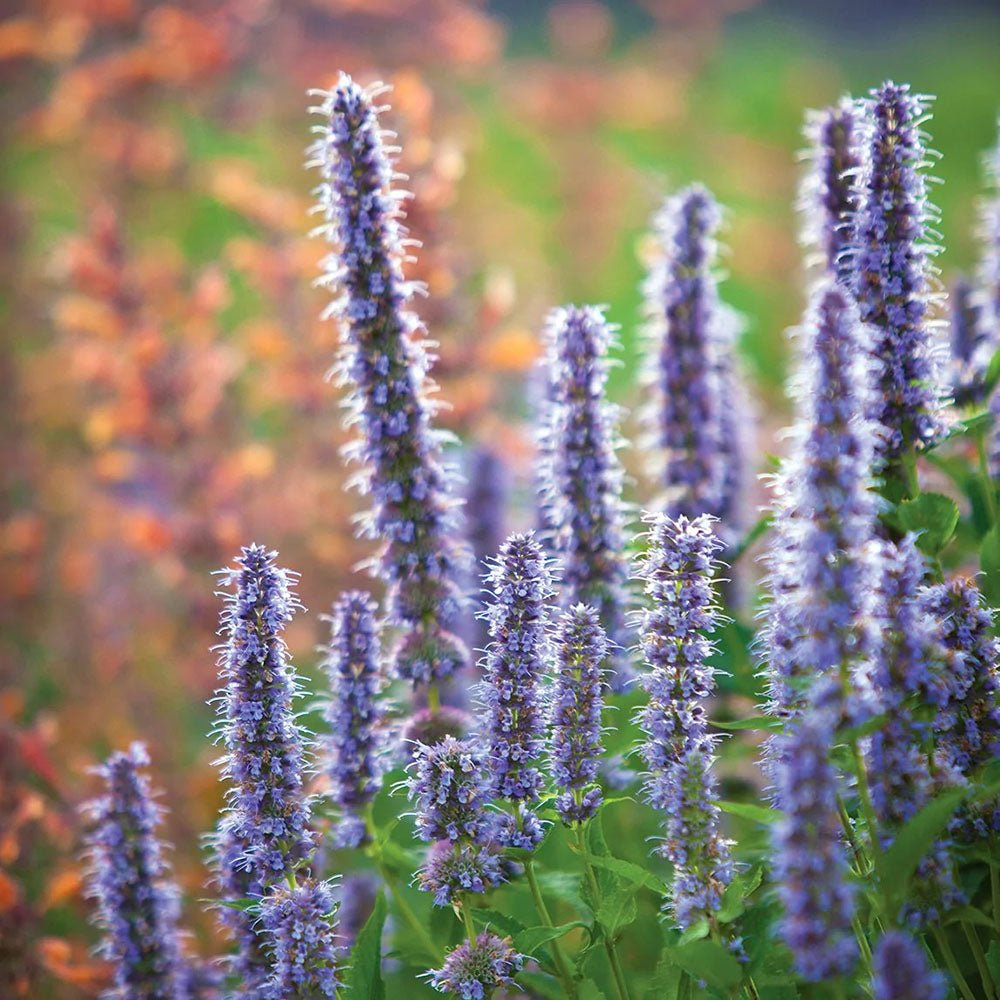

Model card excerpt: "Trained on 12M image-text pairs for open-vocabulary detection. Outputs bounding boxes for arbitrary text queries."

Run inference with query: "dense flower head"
[407,735,491,843]
[309,72,469,685]
[550,604,608,824]
[416,839,505,906]
[772,680,857,982]
[480,532,551,818]
[322,590,385,847]
[427,932,524,999]
[82,743,188,1000]
[800,98,863,283]
[537,305,631,683]
[872,931,946,1000]
[259,879,341,999]
[850,81,948,456]
[214,544,312,880]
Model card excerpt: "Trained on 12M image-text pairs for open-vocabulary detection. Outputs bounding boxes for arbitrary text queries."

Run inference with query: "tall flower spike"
[260,879,342,999]
[538,305,631,685]
[850,81,948,457]
[309,73,469,686]
[872,931,946,1000]
[976,122,1000,354]
[83,743,188,1000]
[772,680,857,981]
[214,544,312,882]
[550,604,608,825]
[481,532,550,848]
[634,513,733,928]
[322,590,385,848]
[949,277,986,406]
[799,98,863,284]
[427,932,524,999]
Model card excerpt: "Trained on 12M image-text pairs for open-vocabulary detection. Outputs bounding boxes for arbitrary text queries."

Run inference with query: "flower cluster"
[427,933,524,1000]
[416,839,505,907]
[634,513,733,928]
[82,744,188,1000]
[259,879,342,999]
[322,590,385,848]
[550,604,608,824]
[872,931,946,1000]
[538,305,631,682]
[850,81,947,456]
[310,72,468,686]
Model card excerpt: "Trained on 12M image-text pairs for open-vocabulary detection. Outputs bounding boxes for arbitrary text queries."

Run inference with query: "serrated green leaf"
[572,850,668,894]
[578,980,609,1000]
[896,492,960,555]
[719,800,780,825]
[664,939,743,990]
[677,919,710,945]
[514,922,587,955]
[344,890,387,1000]
[717,867,764,924]
[646,950,683,999]
[596,885,638,935]
[471,908,529,938]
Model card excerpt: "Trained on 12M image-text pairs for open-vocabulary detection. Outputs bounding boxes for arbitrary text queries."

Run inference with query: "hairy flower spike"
[310,73,469,685]
[83,744,188,1000]
[427,933,524,999]
[322,590,385,847]
[872,931,946,1000]
[550,605,608,824]
[949,277,987,406]
[214,544,312,881]
[407,736,491,844]
[850,81,948,456]
[416,839,506,907]
[260,879,342,999]
[634,513,733,928]
[976,122,1000,354]
[538,305,631,684]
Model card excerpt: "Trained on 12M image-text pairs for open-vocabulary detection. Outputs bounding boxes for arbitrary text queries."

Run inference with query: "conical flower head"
[427,933,524,999]
[872,931,946,1000]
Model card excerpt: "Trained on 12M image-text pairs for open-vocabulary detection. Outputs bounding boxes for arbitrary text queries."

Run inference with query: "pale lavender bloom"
[427,933,523,999]
[949,277,987,406]
[416,839,506,906]
[976,122,1000,356]
[83,743,189,1000]
[309,73,469,686]
[872,931,946,1000]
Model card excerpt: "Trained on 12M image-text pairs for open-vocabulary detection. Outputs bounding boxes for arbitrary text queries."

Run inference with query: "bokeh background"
[2,0,999,994]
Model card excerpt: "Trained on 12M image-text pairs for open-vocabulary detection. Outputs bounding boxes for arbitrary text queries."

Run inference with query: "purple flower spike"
[416,839,506,907]
[976,122,1000,355]
[480,532,551,842]
[949,277,987,406]
[427,932,524,999]
[407,735,491,844]
[260,879,342,999]
[309,73,469,686]
[538,305,631,685]
[772,680,857,982]
[872,931,946,1000]
[322,590,386,848]
[634,513,733,928]
[800,98,863,283]
[850,81,948,457]
[550,604,607,825]
[83,743,188,1000]
[214,544,312,882]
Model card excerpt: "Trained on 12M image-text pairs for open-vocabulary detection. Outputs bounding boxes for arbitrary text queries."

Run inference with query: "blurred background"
[1,0,998,994]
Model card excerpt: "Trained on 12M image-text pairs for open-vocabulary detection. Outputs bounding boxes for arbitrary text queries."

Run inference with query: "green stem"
[933,927,978,1000]
[744,974,761,1000]
[991,844,1000,934]
[426,683,441,715]
[850,740,892,925]
[902,444,920,500]
[524,857,578,1000]
[461,896,479,948]
[977,428,998,528]
[961,922,996,1000]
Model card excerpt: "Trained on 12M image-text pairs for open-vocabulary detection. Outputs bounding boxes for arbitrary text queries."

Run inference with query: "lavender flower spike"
[949,277,986,406]
[309,73,469,686]
[850,81,948,457]
[214,544,312,882]
[634,513,733,928]
[550,604,607,825]
[872,931,946,1000]
[260,879,342,999]
[976,121,1000,355]
[427,932,524,999]
[538,305,631,683]
[83,743,188,1000]
[481,532,551,848]
[322,590,385,848]
[799,98,863,284]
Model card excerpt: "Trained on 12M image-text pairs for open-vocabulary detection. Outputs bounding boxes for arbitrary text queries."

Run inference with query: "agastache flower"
[309,72,469,686]
[949,277,987,406]
[976,122,1000,354]
[872,931,946,1000]
[259,879,342,999]
[550,604,607,824]
[799,98,863,284]
[538,305,631,683]
[213,544,312,882]
[83,743,188,1000]
[850,81,948,456]
[322,590,385,848]
[426,932,524,999]
[634,513,733,928]
[772,680,857,982]
[480,532,550,846]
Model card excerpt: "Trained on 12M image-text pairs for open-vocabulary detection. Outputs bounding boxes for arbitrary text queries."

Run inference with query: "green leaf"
[896,492,960,555]
[596,885,638,935]
[712,716,783,732]
[471,908,530,939]
[984,346,1000,394]
[513,922,588,955]
[677,919,710,945]
[344,890,387,1000]
[573,851,668,894]
[982,527,1000,605]
[578,980,609,1000]
[646,950,683,999]
[719,800,780,825]
[717,867,764,924]
[944,906,997,930]
[664,939,743,990]
[517,970,566,1000]
[986,941,1000,986]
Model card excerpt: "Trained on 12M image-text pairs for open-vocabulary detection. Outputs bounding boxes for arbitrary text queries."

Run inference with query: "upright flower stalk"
[850,81,948,458]
[976,123,1000,354]
[538,305,630,685]
[309,73,468,688]
[872,931,946,1000]
[83,744,188,1000]
[634,513,733,929]
[322,590,386,848]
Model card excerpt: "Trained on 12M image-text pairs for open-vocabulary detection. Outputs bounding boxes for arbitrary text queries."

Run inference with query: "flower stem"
[976,428,997,528]
[849,740,892,925]
[524,857,579,1000]
[461,896,478,948]
[932,927,977,1000]
[961,921,996,1000]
